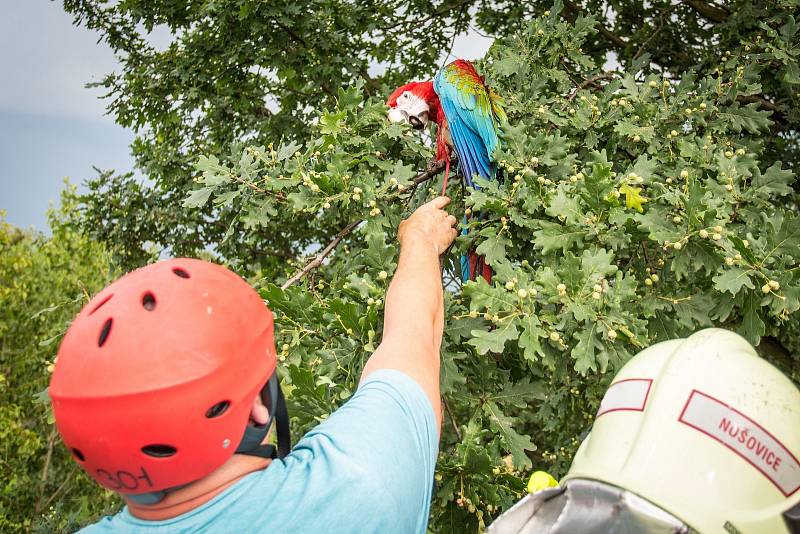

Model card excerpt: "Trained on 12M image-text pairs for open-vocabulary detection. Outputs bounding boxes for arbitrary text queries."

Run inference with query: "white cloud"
[0,0,146,124]
[0,2,494,124]
[442,28,495,65]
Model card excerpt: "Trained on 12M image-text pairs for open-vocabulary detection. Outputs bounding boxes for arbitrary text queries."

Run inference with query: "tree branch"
[681,0,729,23]
[358,67,381,95]
[35,428,58,515]
[597,23,630,49]
[737,94,779,112]
[443,395,462,441]
[280,160,449,289]
[737,94,785,126]
[566,73,615,102]
[440,3,471,70]
[562,0,629,49]
[281,219,362,290]
[271,20,308,48]
[547,73,616,134]
[40,475,74,513]
[634,13,666,60]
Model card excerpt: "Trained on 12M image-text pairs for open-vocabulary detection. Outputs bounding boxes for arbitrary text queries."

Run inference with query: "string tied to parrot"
[387,59,506,283]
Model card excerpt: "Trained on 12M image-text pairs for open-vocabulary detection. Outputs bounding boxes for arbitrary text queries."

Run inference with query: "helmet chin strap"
[128,373,291,505]
[235,373,291,459]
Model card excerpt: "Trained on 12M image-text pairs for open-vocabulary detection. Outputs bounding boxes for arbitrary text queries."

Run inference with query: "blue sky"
[0,1,491,231]
[0,1,139,230]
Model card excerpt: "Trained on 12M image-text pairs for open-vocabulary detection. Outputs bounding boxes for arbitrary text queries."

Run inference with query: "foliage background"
[1,190,119,532]
[1,0,799,532]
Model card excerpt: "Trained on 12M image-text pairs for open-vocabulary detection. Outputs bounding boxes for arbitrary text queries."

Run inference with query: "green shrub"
[0,189,120,532]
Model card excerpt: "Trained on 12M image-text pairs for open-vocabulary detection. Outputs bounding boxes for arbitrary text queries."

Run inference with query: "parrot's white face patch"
[388,91,430,130]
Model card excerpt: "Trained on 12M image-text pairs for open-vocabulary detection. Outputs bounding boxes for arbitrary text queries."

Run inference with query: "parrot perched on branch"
[387,59,506,283]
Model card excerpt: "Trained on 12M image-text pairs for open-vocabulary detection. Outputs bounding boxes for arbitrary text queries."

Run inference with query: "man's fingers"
[428,196,451,209]
[446,215,457,227]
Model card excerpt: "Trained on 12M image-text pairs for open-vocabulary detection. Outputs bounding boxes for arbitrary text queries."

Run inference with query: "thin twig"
[737,95,784,124]
[41,476,73,512]
[562,0,629,48]
[411,159,449,186]
[230,173,266,194]
[681,0,729,23]
[621,251,637,274]
[406,159,455,208]
[634,14,665,60]
[641,241,651,268]
[281,219,362,290]
[442,395,462,441]
[546,73,616,134]
[440,4,469,70]
[281,161,450,289]
[35,428,58,515]
[565,73,616,103]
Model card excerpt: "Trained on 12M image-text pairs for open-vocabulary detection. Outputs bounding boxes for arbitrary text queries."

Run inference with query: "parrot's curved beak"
[388,107,411,124]
[387,92,431,130]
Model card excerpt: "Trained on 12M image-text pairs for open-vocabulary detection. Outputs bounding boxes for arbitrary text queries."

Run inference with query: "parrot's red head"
[386,81,441,129]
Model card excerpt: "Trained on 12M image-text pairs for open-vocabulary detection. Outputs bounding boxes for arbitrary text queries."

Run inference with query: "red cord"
[440,158,451,196]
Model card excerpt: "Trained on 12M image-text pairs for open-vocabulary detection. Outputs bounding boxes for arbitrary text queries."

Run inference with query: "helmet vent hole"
[142,444,177,458]
[205,401,230,418]
[72,448,85,461]
[142,292,156,311]
[98,318,113,347]
[89,294,113,315]
[172,268,190,279]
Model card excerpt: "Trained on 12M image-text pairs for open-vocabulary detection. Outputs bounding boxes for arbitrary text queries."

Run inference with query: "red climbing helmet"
[49,258,290,502]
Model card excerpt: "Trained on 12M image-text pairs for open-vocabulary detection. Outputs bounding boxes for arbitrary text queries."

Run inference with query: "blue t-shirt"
[80,369,439,533]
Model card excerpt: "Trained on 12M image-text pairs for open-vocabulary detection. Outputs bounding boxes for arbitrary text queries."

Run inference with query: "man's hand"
[398,196,458,255]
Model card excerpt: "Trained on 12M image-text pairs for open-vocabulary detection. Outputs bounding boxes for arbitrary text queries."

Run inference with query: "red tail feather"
[468,250,492,283]
[441,158,451,196]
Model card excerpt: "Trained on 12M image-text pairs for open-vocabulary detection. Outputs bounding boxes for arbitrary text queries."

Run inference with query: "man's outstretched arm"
[361,196,457,430]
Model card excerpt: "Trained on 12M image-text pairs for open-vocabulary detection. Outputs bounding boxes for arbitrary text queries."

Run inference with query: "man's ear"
[250,395,270,426]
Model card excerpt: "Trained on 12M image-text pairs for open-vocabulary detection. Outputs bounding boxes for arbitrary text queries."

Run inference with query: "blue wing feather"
[434,66,501,188]
[434,61,504,283]
[443,99,485,187]
[438,71,499,154]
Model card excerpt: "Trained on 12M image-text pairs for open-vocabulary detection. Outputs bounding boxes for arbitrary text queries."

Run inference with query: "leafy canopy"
[64,0,800,269]
[172,4,799,531]
[11,1,799,532]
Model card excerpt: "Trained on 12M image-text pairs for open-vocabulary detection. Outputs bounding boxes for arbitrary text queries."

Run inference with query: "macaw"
[387,59,505,283]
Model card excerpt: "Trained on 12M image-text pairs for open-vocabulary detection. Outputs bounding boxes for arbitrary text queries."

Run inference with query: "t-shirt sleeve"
[289,368,440,532]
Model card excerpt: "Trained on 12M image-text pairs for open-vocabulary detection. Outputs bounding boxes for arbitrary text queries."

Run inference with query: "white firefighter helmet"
[488,328,800,533]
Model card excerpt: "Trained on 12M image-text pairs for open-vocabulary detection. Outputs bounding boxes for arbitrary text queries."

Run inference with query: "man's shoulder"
[331,368,437,428]
[271,368,438,531]
[292,369,437,465]
[76,511,129,533]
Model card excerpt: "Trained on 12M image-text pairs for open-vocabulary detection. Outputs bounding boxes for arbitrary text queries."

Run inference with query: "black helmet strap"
[235,373,291,459]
